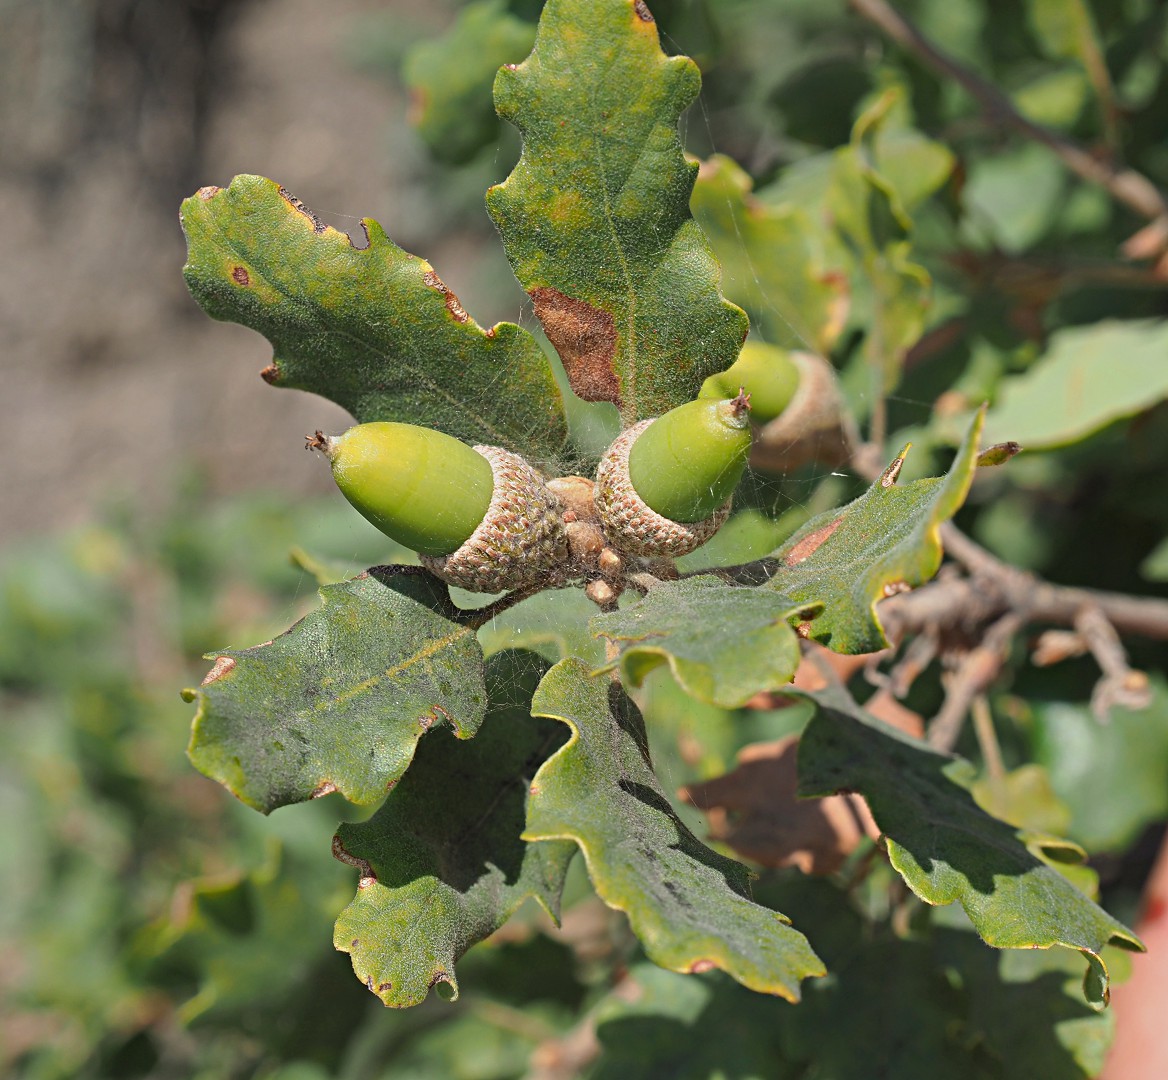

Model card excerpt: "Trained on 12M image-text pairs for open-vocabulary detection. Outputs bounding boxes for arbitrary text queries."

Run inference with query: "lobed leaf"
[402,0,536,165]
[332,651,575,1008]
[764,407,984,653]
[180,175,567,464]
[591,576,814,708]
[525,658,825,1000]
[691,154,848,356]
[185,567,486,813]
[982,319,1168,449]
[487,0,748,423]
[797,693,1144,1007]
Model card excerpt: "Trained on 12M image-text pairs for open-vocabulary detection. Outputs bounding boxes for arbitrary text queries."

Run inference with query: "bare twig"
[850,0,1168,232]
[1074,604,1153,718]
[887,627,939,698]
[971,695,1005,781]
[880,526,1168,644]
[927,612,1023,751]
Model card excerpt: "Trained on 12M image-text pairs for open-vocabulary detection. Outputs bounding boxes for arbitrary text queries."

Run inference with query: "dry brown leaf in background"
[680,736,879,875]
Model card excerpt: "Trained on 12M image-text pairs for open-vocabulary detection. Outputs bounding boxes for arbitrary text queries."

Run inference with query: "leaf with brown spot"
[763,409,984,653]
[487,0,748,423]
[180,175,567,465]
[682,736,880,875]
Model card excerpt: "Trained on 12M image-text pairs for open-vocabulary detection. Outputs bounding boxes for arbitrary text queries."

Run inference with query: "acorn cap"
[420,445,569,592]
[594,419,731,559]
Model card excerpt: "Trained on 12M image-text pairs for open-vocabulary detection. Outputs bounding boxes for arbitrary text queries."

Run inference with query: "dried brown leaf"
[681,736,879,875]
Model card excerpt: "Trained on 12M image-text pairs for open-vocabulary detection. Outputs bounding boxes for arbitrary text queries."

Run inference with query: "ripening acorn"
[307,422,568,592]
[594,394,752,558]
[698,341,800,424]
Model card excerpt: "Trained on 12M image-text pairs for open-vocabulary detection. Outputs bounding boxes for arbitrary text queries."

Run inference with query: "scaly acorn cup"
[699,340,800,424]
[594,395,752,559]
[307,423,568,592]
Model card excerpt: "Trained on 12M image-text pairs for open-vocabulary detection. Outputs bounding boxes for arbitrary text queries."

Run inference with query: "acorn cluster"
[308,346,813,605]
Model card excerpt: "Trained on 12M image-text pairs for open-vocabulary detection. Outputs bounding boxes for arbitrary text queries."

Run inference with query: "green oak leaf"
[983,319,1168,450]
[828,88,932,392]
[762,407,983,652]
[185,567,486,814]
[180,175,567,465]
[797,693,1144,1007]
[525,658,825,1000]
[332,651,575,1008]
[691,154,847,355]
[591,576,816,708]
[487,0,748,424]
[403,0,536,165]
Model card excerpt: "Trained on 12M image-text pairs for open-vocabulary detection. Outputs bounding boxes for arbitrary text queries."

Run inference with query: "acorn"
[307,423,568,592]
[699,340,800,424]
[594,394,752,558]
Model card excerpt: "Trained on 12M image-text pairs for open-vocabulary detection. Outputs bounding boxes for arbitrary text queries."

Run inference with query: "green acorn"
[698,341,800,424]
[308,423,568,592]
[594,395,752,558]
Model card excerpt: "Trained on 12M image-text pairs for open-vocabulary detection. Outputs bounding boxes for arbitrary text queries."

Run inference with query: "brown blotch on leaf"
[350,938,359,948]
[634,0,655,21]
[378,982,392,993]
[688,959,715,974]
[201,656,236,685]
[231,265,250,286]
[529,287,620,405]
[196,185,221,200]
[422,269,469,322]
[310,780,338,799]
[795,622,813,639]
[278,185,327,233]
[783,517,843,566]
[881,580,911,598]
[260,363,280,385]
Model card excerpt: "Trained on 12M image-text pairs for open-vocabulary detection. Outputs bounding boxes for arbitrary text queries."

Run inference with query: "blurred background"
[3,0,1168,1077]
